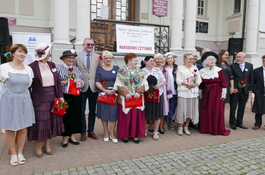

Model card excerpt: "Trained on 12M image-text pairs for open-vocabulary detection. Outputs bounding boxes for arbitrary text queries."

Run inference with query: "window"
[233,0,241,14]
[90,0,134,21]
[197,0,206,16]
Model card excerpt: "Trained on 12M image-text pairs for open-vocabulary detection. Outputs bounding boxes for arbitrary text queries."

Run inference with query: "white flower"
[70,49,76,54]
[52,68,57,72]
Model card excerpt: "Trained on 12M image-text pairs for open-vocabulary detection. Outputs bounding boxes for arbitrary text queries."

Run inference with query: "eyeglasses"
[86,43,94,46]
[66,57,75,60]
[103,57,112,60]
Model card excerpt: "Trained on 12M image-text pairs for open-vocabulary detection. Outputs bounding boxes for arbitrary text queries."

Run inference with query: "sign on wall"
[152,0,168,17]
[116,24,154,54]
[12,32,51,65]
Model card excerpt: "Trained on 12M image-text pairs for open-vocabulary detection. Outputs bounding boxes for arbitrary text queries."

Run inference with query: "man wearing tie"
[74,38,102,141]
[229,52,254,130]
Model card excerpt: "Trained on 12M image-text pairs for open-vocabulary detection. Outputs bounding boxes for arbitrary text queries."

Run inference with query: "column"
[53,0,70,44]
[170,0,183,51]
[245,0,259,55]
[75,0,90,45]
[183,0,197,51]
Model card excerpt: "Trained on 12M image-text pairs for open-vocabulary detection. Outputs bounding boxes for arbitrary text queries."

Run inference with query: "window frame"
[232,0,241,14]
[197,0,206,16]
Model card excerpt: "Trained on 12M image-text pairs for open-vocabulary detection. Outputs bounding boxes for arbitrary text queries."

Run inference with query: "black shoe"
[123,139,128,143]
[148,129,153,132]
[236,124,248,129]
[68,138,80,145]
[159,129,165,134]
[230,125,237,130]
[61,142,68,148]
[134,139,140,144]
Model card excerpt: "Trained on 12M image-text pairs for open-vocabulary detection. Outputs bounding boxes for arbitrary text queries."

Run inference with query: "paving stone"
[44,172,52,175]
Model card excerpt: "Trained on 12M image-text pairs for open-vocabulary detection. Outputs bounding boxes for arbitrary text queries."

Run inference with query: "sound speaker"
[228,38,243,56]
[0,17,10,45]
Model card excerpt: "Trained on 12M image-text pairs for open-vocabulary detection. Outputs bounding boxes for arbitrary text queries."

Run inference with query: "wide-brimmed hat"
[35,43,52,61]
[201,51,219,65]
[60,49,78,60]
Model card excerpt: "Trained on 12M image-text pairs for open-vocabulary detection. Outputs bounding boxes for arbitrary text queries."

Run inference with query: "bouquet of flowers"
[192,69,198,84]
[65,67,76,79]
[100,78,110,89]
[51,98,68,116]
[238,78,249,88]
[65,67,81,95]
[144,89,159,103]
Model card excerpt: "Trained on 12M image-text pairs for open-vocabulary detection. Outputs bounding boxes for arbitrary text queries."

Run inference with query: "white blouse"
[142,67,166,96]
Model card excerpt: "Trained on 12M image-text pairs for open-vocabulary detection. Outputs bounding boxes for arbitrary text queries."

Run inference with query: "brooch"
[245,68,248,72]
[112,70,116,74]
[52,68,57,72]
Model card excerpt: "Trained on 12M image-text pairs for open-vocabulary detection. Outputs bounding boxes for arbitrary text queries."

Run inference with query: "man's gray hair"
[83,38,94,42]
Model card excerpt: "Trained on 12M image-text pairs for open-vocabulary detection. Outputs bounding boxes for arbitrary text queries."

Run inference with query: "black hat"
[60,49,78,60]
[147,75,157,90]
[201,51,219,65]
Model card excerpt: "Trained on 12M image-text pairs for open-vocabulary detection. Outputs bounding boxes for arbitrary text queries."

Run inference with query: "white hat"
[34,43,52,61]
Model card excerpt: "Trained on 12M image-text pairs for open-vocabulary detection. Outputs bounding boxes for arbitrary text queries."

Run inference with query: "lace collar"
[200,66,222,79]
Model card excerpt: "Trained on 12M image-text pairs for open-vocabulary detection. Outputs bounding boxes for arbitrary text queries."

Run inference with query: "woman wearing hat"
[199,52,230,136]
[28,43,65,158]
[57,49,86,147]
[0,44,35,165]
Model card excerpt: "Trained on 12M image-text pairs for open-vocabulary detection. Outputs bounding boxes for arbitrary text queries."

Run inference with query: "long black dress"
[217,63,233,103]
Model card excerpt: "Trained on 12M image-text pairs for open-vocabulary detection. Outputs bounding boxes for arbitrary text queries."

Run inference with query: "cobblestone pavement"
[37,136,265,175]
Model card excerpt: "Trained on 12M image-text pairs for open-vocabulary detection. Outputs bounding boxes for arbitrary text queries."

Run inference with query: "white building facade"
[0,0,264,68]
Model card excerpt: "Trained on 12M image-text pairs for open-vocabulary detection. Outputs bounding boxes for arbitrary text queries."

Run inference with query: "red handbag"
[144,89,159,103]
[97,93,117,105]
[51,98,68,116]
[125,95,143,108]
[67,79,81,96]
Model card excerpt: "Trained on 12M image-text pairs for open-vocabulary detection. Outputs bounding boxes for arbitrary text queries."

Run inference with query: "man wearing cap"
[74,38,102,141]
[229,52,254,130]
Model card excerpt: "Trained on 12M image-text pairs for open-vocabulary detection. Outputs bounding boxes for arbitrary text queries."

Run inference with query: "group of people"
[0,38,263,167]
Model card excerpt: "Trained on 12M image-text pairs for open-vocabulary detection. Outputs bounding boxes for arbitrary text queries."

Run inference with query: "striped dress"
[0,69,35,131]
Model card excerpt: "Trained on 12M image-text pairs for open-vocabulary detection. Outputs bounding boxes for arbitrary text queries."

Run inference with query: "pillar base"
[51,43,73,65]
[245,54,260,69]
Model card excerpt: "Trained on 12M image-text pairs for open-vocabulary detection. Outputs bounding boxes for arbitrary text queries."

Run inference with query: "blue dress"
[0,72,35,131]
[96,66,119,122]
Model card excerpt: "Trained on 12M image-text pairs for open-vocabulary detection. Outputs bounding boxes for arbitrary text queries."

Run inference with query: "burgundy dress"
[199,70,230,136]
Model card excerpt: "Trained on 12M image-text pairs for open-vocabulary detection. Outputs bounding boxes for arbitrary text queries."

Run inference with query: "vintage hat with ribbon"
[35,43,52,61]
[60,49,78,60]
[201,51,219,65]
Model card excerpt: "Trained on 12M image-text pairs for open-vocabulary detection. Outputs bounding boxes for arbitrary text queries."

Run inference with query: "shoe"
[177,127,183,136]
[61,142,68,148]
[10,155,18,166]
[68,138,80,145]
[230,125,237,130]
[123,139,128,143]
[17,153,26,165]
[80,134,86,141]
[236,124,248,129]
[110,136,118,143]
[153,132,159,141]
[184,127,191,135]
[163,124,168,130]
[159,129,165,134]
[145,130,147,137]
[103,137,109,142]
[42,146,53,155]
[88,132,99,140]
[134,138,140,144]
[36,148,43,158]
[148,129,153,132]
[253,126,260,130]
[168,125,175,130]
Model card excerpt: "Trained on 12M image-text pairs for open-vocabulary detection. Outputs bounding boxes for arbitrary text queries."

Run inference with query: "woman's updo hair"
[183,52,192,63]
[202,56,217,68]
[140,56,153,69]
[102,50,113,59]
[5,44,27,61]
[154,53,164,60]
[124,53,137,64]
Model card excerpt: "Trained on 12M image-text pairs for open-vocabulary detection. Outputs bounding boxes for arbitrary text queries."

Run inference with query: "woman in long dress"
[173,52,201,136]
[199,54,230,136]
[95,51,119,143]
[0,44,35,165]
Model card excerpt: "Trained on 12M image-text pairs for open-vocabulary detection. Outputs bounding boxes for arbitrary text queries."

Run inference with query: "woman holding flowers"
[57,50,86,147]
[114,53,148,144]
[95,51,119,143]
[0,44,35,165]
[173,52,201,136]
[199,53,230,136]
[28,43,64,158]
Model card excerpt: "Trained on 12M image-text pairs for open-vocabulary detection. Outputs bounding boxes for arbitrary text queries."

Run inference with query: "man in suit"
[229,52,254,130]
[74,38,102,141]
[192,51,203,70]
[252,55,265,130]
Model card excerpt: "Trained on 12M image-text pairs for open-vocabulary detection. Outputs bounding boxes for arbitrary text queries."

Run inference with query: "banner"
[116,24,154,54]
[12,32,51,65]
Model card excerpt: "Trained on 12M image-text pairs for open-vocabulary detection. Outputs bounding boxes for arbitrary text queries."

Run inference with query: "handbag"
[67,79,81,96]
[125,95,143,108]
[51,98,68,116]
[97,92,117,105]
[144,89,159,103]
